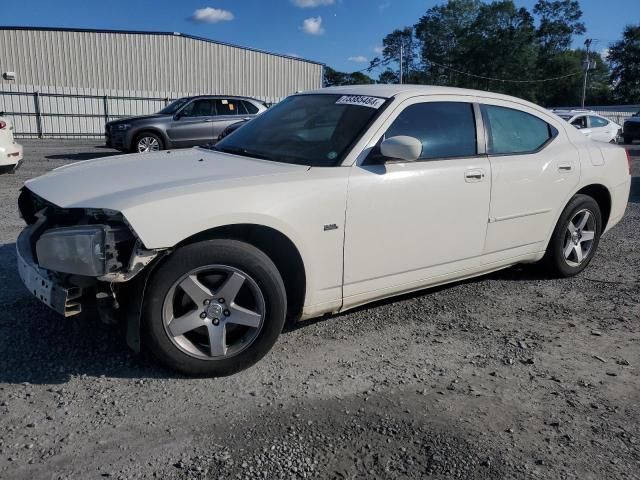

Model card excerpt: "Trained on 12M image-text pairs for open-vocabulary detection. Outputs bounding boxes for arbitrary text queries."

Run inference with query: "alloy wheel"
[137,136,160,152]
[562,209,596,267]
[162,265,265,360]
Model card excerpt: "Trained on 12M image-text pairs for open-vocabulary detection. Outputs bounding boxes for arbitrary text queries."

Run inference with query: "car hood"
[625,117,640,124]
[107,114,168,125]
[25,148,310,211]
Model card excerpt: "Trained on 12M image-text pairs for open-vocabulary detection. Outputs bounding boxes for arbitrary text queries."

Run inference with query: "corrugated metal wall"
[0,28,324,138]
[0,28,323,101]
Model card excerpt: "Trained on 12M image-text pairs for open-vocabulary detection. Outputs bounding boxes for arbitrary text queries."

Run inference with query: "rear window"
[483,105,556,155]
[242,101,259,114]
[590,116,609,128]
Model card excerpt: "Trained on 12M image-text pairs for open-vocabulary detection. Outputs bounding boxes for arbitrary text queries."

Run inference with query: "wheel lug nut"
[218,298,225,304]
[212,319,220,326]
[224,309,230,317]
[203,299,210,306]
[200,312,207,319]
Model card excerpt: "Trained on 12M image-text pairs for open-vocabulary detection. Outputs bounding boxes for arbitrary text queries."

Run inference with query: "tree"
[607,24,640,104]
[414,0,481,85]
[378,69,399,84]
[463,1,538,98]
[323,66,374,87]
[369,27,419,82]
[533,0,585,54]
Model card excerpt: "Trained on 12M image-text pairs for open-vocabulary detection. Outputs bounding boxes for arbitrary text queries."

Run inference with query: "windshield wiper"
[212,145,274,161]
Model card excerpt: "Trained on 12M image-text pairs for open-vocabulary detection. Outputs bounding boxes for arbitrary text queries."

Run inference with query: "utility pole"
[399,41,404,84]
[581,38,592,109]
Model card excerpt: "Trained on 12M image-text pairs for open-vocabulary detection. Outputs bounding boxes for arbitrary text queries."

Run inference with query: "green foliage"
[356,0,636,106]
[608,25,640,103]
[534,0,585,54]
[324,67,374,87]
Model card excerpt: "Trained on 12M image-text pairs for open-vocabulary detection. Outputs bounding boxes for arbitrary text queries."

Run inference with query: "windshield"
[213,94,387,166]
[158,97,192,115]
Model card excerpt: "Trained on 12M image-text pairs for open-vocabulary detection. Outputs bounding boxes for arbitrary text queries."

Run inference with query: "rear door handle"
[465,169,485,182]
[558,163,574,172]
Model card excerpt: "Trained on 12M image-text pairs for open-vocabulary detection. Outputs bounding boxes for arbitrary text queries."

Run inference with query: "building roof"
[0,26,324,66]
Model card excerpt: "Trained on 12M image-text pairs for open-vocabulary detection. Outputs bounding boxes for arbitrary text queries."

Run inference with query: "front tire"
[542,194,602,277]
[143,239,287,377]
[132,132,164,153]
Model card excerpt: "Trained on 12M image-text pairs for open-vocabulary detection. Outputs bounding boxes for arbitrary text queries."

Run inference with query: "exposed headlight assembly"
[36,225,132,277]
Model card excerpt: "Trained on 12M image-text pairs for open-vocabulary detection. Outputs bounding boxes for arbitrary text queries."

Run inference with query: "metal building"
[0,27,324,137]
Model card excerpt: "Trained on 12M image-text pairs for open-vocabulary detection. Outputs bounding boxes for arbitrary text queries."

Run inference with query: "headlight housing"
[114,123,131,131]
[36,225,132,277]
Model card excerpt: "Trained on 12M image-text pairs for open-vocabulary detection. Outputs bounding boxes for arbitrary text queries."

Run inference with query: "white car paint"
[23,85,631,320]
[0,115,23,171]
[552,109,621,143]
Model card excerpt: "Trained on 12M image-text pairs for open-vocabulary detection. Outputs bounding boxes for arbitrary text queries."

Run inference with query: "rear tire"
[142,239,287,377]
[542,194,602,278]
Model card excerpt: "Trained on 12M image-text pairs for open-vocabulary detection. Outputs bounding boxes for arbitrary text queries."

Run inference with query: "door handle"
[465,169,485,182]
[558,163,573,172]
[205,119,215,123]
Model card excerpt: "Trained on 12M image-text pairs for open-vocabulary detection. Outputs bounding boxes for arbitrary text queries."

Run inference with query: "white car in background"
[0,114,23,173]
[16,85,631,377]
[552,109,621,143]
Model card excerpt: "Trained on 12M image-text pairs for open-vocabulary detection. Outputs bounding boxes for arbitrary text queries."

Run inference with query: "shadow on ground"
[2,169,638,384]
[0,243,176,384]
[45,151,121,161]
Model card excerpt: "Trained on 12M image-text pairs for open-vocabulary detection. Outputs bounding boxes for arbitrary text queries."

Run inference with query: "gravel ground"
[0,139,638,480]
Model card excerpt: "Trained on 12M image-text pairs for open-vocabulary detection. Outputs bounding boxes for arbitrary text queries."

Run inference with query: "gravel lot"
[0,139,638,480]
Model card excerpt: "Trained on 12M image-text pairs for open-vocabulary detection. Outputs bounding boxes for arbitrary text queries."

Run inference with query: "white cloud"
[348,55,369,63]
[378,2,391,12]
[600,48,610,60]
[292,0,335,7]
[373,46,384,55]
[300,17,325,36]
[190,7,234,23]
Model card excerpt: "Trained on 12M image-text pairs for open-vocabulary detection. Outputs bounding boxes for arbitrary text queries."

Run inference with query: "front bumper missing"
[16,226,83,317]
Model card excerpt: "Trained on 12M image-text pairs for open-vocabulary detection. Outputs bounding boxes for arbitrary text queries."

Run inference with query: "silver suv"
[105,96,267,153]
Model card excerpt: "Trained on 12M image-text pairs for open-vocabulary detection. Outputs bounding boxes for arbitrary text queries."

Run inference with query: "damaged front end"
[16,188,166,321]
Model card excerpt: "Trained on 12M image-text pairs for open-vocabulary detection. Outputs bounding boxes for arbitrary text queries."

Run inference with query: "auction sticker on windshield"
[336,95,386,109]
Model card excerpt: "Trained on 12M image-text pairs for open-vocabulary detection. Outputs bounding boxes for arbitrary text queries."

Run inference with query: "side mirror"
[580,128,592,136]
[380,136,422,162]
[174,111,184,120]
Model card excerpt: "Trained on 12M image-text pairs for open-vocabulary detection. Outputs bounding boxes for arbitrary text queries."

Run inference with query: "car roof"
[189,95,262,102]
[551,109,596,117]
[301,84,558,116]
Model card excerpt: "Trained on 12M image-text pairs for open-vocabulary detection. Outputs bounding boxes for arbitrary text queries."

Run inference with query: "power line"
[423,57,584,83]
[353,54,583,84]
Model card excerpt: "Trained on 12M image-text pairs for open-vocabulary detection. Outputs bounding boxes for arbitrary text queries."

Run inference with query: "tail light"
[0,121,6,130]
[625,148,632,175]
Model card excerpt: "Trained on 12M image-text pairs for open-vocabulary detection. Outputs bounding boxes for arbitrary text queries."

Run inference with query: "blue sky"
[2,1,636,72]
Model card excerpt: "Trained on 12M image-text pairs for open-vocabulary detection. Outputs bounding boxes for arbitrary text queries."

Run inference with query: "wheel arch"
[541,182,613,256]
[574,183,612,229]
[175,224,307,322]
[129,128,168,151]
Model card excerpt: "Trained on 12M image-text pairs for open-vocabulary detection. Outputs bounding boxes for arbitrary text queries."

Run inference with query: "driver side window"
[180,99,215,118]
[571,116,587,129]
[382,102,477,160]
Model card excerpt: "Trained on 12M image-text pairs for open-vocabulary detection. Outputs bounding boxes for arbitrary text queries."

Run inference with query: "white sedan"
[552,109,622,143]
[17,85,631,376]
[0,114,23,173]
